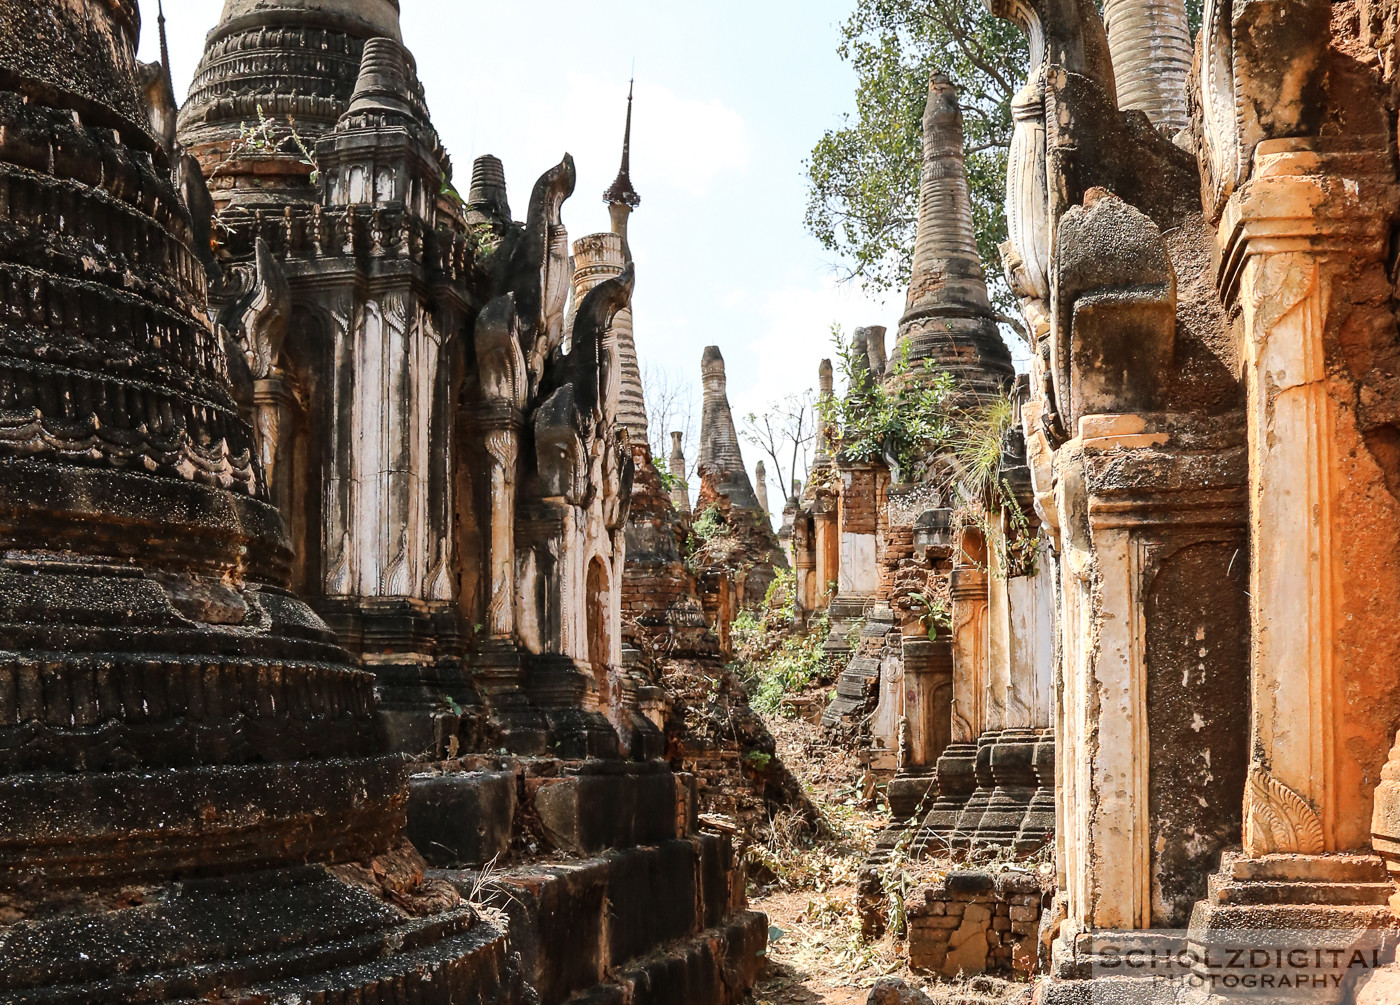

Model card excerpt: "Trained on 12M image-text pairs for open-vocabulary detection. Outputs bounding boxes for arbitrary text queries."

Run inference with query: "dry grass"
[743,689,926,1004]
[743,688,1036,1005]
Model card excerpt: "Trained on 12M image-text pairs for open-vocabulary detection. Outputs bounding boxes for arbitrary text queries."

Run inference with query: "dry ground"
[741,690,1029,1005]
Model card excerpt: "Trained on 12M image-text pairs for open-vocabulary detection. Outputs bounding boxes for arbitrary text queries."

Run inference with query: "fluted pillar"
[483,425,521,640]
[1103,0,1193,137]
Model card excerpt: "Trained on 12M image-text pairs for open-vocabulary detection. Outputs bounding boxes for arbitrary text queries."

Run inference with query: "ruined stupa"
[0,1,521,999]
[889,74,1014,400]
[165,3,768,1000]
[692,346,789,641]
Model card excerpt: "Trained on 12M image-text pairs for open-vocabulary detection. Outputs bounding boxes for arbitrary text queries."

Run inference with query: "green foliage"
[689,505,730,551]
[764,566,796,612]
[805,1,1026,316]
[744,613,832,717]
[818,325,957,481]
[904,591,950,638]
[808,0,1206,314]
[654,458,685,494]
[745,750,773,772]
[946,392,1015,501]
[944,390,1041,576]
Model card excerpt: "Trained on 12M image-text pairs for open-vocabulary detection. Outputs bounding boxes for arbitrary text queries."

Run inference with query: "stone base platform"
[1184,853,1398,1005]
[407,757,695,868]
[410,757,765,1004]
[439,834,763,1005]
[564,912,768,1005]
[0,863,530,1005]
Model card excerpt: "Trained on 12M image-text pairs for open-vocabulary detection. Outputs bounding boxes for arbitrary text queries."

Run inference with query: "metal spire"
[603,78,641,210]
[157,0,174,99]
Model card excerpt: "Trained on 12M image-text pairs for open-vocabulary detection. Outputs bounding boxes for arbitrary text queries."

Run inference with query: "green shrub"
[745,613,832,716]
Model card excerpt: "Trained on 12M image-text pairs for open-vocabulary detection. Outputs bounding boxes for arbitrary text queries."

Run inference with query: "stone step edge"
[564,911,768,1005]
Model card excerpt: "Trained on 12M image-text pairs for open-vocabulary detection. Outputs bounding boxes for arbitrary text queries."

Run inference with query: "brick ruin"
[0,1,771,1002]
[800,75,1056,860]
[801,0,1400,999]
[685,345,790,658]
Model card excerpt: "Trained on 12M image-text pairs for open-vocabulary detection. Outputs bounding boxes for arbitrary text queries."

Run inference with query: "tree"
[742,391,818,509]
[805,0,1026,318]
[807,0,1206,317]
[641,361,698,482]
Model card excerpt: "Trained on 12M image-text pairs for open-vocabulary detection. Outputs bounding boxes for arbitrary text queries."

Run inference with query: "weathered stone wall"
[906,872,1048,980]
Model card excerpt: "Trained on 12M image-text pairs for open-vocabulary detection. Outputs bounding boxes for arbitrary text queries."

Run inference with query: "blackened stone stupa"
[0,1,521,1000]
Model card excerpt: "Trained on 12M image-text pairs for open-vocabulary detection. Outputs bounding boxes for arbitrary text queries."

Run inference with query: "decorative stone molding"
[1197,0,1331,223]
[1245,765,1325,855]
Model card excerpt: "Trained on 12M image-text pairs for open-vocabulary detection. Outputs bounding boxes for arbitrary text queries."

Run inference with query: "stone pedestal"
[978,728,1040,847]
[1018,729,1057,849]
[955,731,1001,838]
[1186,854,1395,1005]
[919,743,979,853]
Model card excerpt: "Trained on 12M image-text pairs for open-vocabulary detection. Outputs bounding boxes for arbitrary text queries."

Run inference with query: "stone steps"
[1206,877,1394,907]
[439,833,756,1005]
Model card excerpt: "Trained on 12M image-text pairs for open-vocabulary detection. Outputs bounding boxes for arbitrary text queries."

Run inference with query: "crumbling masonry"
[0,2,769,1003]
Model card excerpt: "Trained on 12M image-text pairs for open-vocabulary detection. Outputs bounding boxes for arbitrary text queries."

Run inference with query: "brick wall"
[840,466,879,534]
[906,871,1046,979]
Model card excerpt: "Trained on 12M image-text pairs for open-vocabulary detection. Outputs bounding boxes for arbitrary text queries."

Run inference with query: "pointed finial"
[603,78,641,211]
[157,0,174,99]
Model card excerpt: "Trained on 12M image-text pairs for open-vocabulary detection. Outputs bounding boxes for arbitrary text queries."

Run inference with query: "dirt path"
[742,695,911,1005]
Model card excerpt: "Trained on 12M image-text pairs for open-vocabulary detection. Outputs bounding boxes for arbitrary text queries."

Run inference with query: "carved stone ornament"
[1245,764,1325,855]
[1005,72,1051,302]
[534,386,586,504]
[1199,0,1247,221]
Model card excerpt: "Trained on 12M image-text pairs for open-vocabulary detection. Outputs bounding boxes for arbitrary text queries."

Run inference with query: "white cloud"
[727,277,901,422]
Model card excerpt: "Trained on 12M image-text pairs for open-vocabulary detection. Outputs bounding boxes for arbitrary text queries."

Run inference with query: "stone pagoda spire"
[601,81,649,450]
[670,431,692,514]
[697,346,761,511]
[891,73,1013,400]
[467,153,511,221]
[756,461,770,515]
[178,0,414,210]
[1103,0,1193,136]
[0,1,484,998]
[812,357,836,472]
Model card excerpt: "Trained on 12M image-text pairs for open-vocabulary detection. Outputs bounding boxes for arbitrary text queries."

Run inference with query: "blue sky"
[141,1,908,481]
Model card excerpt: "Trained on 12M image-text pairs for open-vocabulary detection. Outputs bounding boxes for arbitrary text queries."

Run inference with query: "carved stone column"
[1189,143,1400,981]
[484,423,522,640]
[1048,412,1250,983]
[252,374,299,509]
